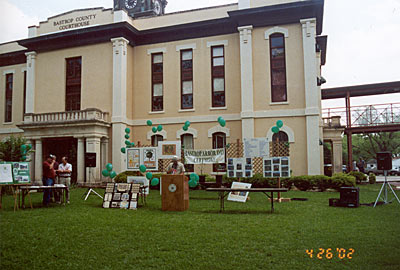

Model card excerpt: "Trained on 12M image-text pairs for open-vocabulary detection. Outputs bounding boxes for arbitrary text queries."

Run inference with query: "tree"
[0,135,33,162]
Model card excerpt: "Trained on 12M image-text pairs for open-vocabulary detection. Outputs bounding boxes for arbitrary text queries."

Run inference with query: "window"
[211,46,225,107]
[269,33,287,102]
[181,134,194,172]
[152,53,163,111]
[4,73,13,122]
[66,57,82,111]
[23,71,26,115]
[181,49,193,109]
[151,135,163,147]
[212,132,226,172]
[272,131,289,157]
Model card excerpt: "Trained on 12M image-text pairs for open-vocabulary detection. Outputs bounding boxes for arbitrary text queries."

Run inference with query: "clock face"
[125,0,137,9]
[168,184,177,193]
[154,0,162,15]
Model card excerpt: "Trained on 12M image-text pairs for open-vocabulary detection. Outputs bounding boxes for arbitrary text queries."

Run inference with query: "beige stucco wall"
[0,63,27,129]
[34,43,113,114]
[131,33,241,120]
[253,24,305,111]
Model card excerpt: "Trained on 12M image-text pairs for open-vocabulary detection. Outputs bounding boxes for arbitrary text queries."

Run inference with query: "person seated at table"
[42,155,56,206]
[166,156,185,175]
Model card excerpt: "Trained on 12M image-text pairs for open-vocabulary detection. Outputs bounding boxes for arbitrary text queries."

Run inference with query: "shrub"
[280,177,293,190]
[331,173,356,190]
[348,171,367,184]
[114,171,141,183]
[0,135,34,162]
[292,176,313,191]
[368,173,376,184]
[311,175,331,191]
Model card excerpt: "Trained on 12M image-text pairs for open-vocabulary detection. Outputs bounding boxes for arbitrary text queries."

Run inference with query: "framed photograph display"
[263,157,290,177]
[127,176,149,195]
[0,163,13,184]
[158,141,181,159]
[126,147,158,171]
[102,183,141,210]
[243,138,270,158]
[226,158,253,178]
[127,149,140,170]
[227,182,252,202]
[0,162,31,184]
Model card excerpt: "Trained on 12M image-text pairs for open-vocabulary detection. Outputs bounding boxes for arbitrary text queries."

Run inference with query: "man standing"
[52,155,59,202]
[58,157,72,203]
[166,156,185,175]
[42,155,56,206]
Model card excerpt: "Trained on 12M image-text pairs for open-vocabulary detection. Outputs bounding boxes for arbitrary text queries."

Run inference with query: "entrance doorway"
[43,137,77,184]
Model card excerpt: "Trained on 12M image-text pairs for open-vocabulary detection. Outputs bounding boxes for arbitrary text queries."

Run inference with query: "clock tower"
[114,0,167,17]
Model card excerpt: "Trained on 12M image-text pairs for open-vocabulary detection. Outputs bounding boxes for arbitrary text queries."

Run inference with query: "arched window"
[212,132,226,172]
[151,135,163,147]
[272,131,289,157]
[269,33,287,102]
[181,134,194,172]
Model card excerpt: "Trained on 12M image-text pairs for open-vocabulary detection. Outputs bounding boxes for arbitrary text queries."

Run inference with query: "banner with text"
[184,149,225,164]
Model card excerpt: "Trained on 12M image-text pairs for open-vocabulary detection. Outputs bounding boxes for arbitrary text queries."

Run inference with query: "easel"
[82,167,103,201]
[374,170,400,207]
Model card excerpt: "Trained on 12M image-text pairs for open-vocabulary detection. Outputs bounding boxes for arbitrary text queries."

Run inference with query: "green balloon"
[125,134,130,139]
[121,147,126,154]
[106,163,113,171]
[139,165,147,173]
[195,174,200,182]
[157,125,163,132]
[276,120,284,128]
[219,119,226,127]
[125,140,131,146]
[27,144,32,150]
[110,171,117,179]
[21,155,27,161]
[189,180,198,188]
[102,169,110,177]
[152,127,157,133]
[125,128,130,134]
[183,125,188,131]
[151,178,160,186]
[218,116,223,122]
[146,172,153,180]
[190,173,197,181]
[271,126,280,134]
[185,121,191,127]
[147,120,153,126]
[20,145,27,151]
[130,142,135,147]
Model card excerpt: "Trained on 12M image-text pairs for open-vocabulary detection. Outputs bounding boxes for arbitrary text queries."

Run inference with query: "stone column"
[238,25,255,139]
[25,52,37,114]
[34,139,42,185]
[332,140,343,174]
[77,138,85,184]
[101,138,109,181]
[111,37,129,174]
[86,137,101,183]
[301,18,321,175]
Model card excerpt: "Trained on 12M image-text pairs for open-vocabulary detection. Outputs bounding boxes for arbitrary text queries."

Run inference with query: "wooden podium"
[161,175,189,211]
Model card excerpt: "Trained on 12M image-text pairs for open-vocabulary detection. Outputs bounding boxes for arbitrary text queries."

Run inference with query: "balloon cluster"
[182,121,190,131]
[102,163,117,179]
[271,120,284,134]
[121,128,135,154]
[20,144,32,161]
[140,164,160,186]
[217,116,226,127]
[188,173,199,188]
[147,120,163,134]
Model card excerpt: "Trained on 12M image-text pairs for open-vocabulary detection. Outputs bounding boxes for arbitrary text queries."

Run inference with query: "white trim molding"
[3,69,15,75]
[208,125,230,138]
[129,113,241,126]
[21,67,27,73]
[147,130,167,140]
[206,40,229,47]
[147,47,167,55]
[176,127,198,139]
[266,125,295,143]
[176,43,197,51]
[265,27,289,39]
[0,128,24,134]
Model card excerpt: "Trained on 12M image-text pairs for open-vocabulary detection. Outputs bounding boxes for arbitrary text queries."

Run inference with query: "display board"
[158,141,181,159]
[263,157,290,177]
[127,176,149,195]
[184,148,225,164]
[227,181,252,202]
[102,183,140,210]
[243,138,270,158]
[227,158,253,178]
[126,147,158,171]
[0,162,30,184]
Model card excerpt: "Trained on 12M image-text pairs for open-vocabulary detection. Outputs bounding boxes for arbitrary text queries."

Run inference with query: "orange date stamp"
[306,248,355,259]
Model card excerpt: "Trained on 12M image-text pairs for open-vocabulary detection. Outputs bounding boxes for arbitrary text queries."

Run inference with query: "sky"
[0,0,399,108]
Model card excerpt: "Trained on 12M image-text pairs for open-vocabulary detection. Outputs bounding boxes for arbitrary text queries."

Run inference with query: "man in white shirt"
[58,156,72,203]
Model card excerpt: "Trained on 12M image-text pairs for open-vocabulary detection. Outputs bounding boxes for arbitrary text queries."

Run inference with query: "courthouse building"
[0,0,331,184]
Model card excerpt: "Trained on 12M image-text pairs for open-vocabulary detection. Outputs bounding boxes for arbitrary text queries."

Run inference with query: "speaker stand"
[374,170,400,207]
[82,167,103,201]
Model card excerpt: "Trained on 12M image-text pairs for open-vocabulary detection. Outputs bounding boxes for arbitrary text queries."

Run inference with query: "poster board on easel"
[0,163,13,184]
[0,162,30,184]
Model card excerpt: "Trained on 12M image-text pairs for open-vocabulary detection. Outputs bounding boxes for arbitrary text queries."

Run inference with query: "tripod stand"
[373,170,400,207]
[83,167,103,201]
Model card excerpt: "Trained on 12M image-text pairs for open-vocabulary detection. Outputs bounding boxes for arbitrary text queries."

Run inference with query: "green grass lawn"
[1,184,399,270]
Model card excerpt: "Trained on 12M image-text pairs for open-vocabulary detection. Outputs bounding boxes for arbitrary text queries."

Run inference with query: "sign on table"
[184,148,225,164]
[243,138,270,158]
[227,182,252,202]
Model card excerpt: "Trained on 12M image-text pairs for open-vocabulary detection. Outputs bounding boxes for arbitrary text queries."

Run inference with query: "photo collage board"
[227,158,253,178]
[103,183,141,210]
[263,157,290,178]
[126,147,158,171]
[0,162,30,184]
